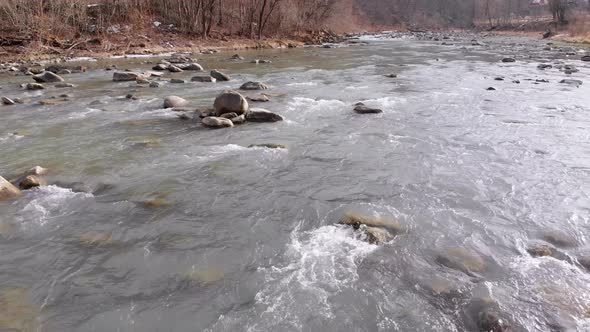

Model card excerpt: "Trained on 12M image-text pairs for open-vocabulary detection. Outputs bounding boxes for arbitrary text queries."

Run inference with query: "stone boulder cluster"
[0,166,49,201]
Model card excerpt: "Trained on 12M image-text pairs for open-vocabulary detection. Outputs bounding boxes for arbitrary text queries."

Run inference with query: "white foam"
[17,185,92,227]
[286,82,318,87]
[249,224,377,329]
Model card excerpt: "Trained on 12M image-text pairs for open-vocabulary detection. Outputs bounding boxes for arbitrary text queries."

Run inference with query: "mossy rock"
[248,143,286,149]
[339,212,403,234]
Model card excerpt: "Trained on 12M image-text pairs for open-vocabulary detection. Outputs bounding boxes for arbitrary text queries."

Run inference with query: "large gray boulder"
[213,90,249,116]
[33,71,64,83]
[0,176,21,200]
[245,108,283,122]
[163,96,189,108]
[202,116,234,128]
[113,72,147,82]
[239,81,269,90]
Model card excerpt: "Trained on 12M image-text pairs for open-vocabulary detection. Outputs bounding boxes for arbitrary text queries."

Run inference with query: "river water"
[1,33,590,332]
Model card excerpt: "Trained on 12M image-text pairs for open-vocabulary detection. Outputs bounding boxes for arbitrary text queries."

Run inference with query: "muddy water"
[1,34,590,331]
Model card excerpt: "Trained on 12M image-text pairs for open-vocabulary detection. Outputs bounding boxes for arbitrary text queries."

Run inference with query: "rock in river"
[527,244,553,257]
[26,83,44,90]
[501,58,516,63]
[542,231,577,248]
[178,63,204,71]
[0,176,21,200]
[582,55,590,62]
[33,71,64,83]
[339,212,403,233]
[354,104,383,114]
[18,175,46,190]
[247,94,270,102]
[213,90,249,116]
[537,64,552,70]
[2,97,15,105]
[230,114,246,125]
[202,116,234,128]
[248,143,286,149]
[113,72,147,82]
[560,79,582,86]
[163,96,188,108]
[240,81,269,90]
[435,248,485,275]
[211,69,230,81]
[245,108,283,122]
[191,75,216,83]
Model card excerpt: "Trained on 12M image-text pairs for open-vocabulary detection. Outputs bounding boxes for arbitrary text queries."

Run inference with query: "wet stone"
[240,81,269,90]
[435,248,485,275]
[501,58,516,63]
[2,97,15,105]
[542,231,577,248]
[248,143,286,149]
[354,105,383,114]
[527,244,553,257]
[202,116,234,129]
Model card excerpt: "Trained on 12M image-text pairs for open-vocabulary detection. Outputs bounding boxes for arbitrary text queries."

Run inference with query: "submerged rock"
[582,55,590,62]
[339,212,403,233]
[526,244,553,257]
[170,79,185,84]
[213,90,249,116]
[149,81,161,88]
[479,310,509,332]
[239,81,269,90]
[486,87,496,91]
[247,94,270,102]
[364,226,394,244]
[384,73,397,78]
[0,176,21,200]
[501,58,516,63]
[245,108,283,122]
[560,79,582,86]
[435,248,485,275]
[248,143,286,149]
[542,231,577,248]
[354,105,383,114]
[55,83,75,88]
[579,256,590,271]
[33,71,64,83]
[210,69,230,81]
[202,116,234,128]
[537,64,552,70]
[113,72,147,82]
[163,96,188,108]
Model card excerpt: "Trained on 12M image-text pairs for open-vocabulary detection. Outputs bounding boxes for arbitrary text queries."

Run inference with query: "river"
[1,33,589,331]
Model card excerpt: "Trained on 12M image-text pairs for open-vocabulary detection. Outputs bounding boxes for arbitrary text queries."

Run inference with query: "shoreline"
[1,28,588,66]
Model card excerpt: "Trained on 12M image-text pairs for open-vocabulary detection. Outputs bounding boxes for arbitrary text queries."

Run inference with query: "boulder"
[113,72,147,82]
[213,90,249,116]
[25,83,44,90]
[339,212,403,233]
[435,248,485,275]
[191,75,216,83]
[170,79,185,84]
[149,82,161,88]
[18,175,46,190]
[364,226,393,244]
[33,71,64,83]
[0,176,21,200]
[486,87,496,91]
[247,94,270,102]
[245,108,284,122]
[479,310,509,332]
[537,64,552,70]
[2,97,15,105]
[202,116,234,128]
[354,105,383,114]
[178,63,204,71]
[582,55,590,62]
[501,58,516,63]
[210,69,230,81]
[239,81,269,90]
[163,96,188,108]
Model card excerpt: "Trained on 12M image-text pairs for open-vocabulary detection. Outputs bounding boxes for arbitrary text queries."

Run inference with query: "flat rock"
[560,79,582,86]
[354,105,383,114]
[245,108,283,122]
[55,83,74,88]
[247,94,270,102]
[339,212,403,233]
[2,97,15,105]
[248,143,286,149]
[163,96,188,108]
[170,79,185,84]
[501,58,516,63]
[178,63,204,71]
[33,71,64,83]
[582,55,590,62]
[202,116,234,128]
[537,64,552,70]
[240,81,269,90]
[435,248,485,275]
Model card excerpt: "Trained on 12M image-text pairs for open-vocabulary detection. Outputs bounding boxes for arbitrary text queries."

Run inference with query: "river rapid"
[1,33,590,332]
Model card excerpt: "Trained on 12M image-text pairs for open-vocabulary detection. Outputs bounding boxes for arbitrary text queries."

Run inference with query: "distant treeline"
[0,0,589,42]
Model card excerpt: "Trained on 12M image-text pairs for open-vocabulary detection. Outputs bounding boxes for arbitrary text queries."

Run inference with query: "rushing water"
[1,33,590,331]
